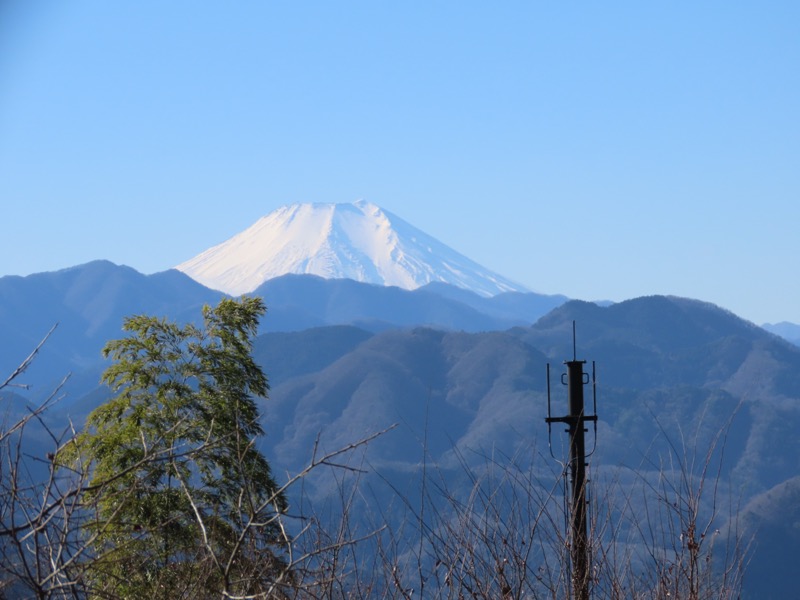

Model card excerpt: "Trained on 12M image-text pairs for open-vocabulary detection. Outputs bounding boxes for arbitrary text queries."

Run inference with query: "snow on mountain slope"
[175,200,529,297]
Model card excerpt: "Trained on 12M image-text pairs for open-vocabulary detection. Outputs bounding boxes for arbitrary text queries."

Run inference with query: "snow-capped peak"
[175,200,529,297]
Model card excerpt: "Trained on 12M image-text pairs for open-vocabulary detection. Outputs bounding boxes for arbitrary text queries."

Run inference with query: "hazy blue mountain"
[259,326,548,476]
[762,320,800,346]
[0,263,564,407]
[738,476,800,600]
[253,325,374,388]
[419,280,568,322]
[250,296,800,490]
[512,297,800,493]
[239,296,799,598]
[0,261,227,402]
[254,274,561,332]
[2,261,798,597]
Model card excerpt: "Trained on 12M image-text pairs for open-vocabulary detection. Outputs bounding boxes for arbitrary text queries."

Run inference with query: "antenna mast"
[545,321,598,600]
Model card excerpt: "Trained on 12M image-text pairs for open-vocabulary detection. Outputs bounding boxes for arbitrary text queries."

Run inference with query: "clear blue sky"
[1,2,798,324]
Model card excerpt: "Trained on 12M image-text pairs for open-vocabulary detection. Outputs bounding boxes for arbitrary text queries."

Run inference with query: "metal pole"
[545,322,597,600]
[566,359,589,600]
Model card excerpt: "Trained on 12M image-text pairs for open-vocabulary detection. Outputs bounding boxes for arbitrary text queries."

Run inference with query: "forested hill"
[3,263,799,596]
[247,296,800,598]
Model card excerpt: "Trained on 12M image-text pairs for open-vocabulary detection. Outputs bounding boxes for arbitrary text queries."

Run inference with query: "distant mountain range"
[0,261,566,405]
[1,202,799,597]
[1,262,798,596]
[176,201,530,296]
[174,200,800,344]
[252,295,800,599]
[762,321,800,346]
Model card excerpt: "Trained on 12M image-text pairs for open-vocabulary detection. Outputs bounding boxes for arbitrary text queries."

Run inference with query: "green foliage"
[63,296,290,598]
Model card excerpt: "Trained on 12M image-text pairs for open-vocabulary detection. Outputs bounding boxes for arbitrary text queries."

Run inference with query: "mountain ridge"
[1,262,798,597]
[0,262,565,405]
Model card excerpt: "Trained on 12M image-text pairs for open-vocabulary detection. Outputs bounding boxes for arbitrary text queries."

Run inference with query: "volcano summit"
[176,201,529,297]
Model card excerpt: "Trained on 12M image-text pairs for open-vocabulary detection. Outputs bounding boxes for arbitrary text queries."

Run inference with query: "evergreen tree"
[64,296,289,598]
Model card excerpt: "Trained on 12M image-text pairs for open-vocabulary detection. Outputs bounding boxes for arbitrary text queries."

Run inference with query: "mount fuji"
[176,200,530,297]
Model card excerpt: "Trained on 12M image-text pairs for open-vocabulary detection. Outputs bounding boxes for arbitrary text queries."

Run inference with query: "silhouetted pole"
[546,323,597,600]
[565,358,590,600]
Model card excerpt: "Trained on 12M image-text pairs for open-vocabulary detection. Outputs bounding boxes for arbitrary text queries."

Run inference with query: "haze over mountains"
[1,201,799,597]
